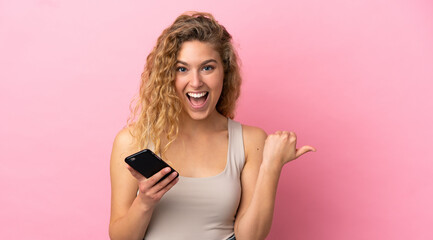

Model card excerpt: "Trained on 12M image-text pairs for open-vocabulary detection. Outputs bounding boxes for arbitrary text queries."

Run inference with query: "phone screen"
[125,149,178,183]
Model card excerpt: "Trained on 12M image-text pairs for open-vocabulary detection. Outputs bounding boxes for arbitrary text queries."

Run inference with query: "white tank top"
[143,118,245,240]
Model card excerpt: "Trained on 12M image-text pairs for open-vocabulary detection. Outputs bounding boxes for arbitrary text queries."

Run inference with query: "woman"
[109,12,316,240]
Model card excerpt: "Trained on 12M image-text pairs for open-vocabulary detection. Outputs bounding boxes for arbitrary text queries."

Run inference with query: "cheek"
[174,78,184,96]
[211,77,224,100]
[217,74,224,93]
[210,70,224,89]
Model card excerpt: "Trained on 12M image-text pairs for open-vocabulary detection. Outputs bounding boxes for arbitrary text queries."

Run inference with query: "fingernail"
[165,167,171,173]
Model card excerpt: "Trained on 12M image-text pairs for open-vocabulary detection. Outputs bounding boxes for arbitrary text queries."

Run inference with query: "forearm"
[109,196,154,240]
[235,162,283,240]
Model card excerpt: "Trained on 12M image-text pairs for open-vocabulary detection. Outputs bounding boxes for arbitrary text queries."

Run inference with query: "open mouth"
[186,91,209,108]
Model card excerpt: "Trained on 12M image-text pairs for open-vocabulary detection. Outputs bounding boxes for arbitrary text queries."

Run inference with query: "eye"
[177,66,187,72]
[202,65,214,71]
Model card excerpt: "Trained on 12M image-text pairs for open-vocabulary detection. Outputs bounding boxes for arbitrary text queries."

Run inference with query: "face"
[174,40,224,121]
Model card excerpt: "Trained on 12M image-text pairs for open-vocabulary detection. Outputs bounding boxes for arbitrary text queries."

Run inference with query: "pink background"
[1,0,432,239]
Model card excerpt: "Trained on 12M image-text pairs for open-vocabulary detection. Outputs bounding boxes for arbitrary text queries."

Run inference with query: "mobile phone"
[125,149,178,183]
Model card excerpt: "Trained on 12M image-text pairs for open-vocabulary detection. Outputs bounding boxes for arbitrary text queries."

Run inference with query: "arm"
[234,127,316,240]
[109,128,179,240]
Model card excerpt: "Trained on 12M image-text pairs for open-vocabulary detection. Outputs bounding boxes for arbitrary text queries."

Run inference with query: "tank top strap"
[226,118,246,177]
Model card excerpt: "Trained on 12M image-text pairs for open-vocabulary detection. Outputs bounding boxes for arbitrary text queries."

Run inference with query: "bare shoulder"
[242,124,267,140]
[110,126,141,194]
[241,124,268,161]
[112,126,141,159]
[110,126,140,181]
[110,126,141,224]
[234,124,268,227]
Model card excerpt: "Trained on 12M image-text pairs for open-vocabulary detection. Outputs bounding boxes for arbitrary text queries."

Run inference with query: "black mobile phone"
[125,149,178,183]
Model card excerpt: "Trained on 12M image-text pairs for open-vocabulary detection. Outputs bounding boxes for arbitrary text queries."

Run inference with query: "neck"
[178,110,227,136]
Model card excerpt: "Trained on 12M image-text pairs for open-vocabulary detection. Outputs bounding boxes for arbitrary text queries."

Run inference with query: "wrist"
[260,159,284,175]
[133,196,155,214]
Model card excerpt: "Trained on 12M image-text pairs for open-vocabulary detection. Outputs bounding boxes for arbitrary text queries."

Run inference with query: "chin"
[185,111,211,121]
[180,105,218,121]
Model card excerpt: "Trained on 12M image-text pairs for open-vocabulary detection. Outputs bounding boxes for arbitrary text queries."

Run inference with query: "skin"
[109,40,316,240]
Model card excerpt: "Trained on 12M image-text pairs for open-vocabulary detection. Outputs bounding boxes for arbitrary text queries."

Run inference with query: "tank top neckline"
[178,118,233,181]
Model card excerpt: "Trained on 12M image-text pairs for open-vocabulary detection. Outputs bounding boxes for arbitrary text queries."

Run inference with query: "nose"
[189,70,203,88]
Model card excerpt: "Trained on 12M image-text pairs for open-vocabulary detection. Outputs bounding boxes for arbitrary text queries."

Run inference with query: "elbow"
[108,220,123,240]
[108,220,145,240]
[108,222,116,240]
[235,232,269,240]
[235,225,271,240]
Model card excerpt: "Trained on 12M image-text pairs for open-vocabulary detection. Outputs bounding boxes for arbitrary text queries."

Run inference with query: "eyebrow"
[176,59,217,66]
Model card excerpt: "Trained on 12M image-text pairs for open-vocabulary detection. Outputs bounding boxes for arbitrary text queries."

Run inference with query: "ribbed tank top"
[143,118,245,240]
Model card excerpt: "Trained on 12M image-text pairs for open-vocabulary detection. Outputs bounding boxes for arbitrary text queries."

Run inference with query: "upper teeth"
[187,92,207,98]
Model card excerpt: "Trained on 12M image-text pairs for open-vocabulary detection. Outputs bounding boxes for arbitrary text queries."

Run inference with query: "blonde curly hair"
[127,11,242,156]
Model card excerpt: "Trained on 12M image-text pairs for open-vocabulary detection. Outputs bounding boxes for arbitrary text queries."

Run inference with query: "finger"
[275,131,282,135]
[126,165,146,182]
[295,145,316,159]
[288,131,296,141]
[280,131,290,139]
[149,171,179,194]
[155,176,179,198]
[146,167,172,186]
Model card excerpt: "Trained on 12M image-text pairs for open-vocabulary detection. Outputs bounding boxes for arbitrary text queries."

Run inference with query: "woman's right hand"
[126,166,179,210]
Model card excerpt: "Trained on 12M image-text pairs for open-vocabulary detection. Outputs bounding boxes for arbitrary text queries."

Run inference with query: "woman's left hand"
[262,131,316,168]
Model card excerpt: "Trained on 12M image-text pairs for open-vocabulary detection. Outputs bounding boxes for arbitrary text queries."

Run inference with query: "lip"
[186,91,209,110]
[186,91,207,95]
